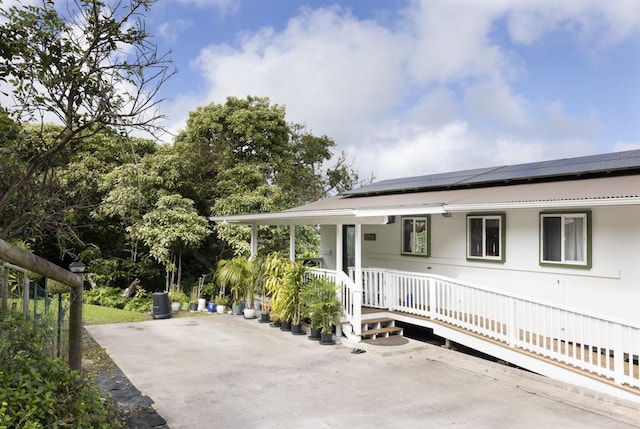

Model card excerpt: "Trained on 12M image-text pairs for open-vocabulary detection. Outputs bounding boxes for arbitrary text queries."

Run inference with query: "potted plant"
[168,284,187,313]
[307,277,342,345]
[302,278,323,341]
[216,257,252,316]
[269,259,307,334]
[243,259,259,319]
[284,261,308,335]
[202,281,218,312]
[189,283,201,312]
[214,295,228,314]
[263,252,288,327]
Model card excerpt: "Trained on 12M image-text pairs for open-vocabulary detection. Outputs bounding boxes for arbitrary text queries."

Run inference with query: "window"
[401,216,430,256]
[540,212,591,268]
[467,214,505,262]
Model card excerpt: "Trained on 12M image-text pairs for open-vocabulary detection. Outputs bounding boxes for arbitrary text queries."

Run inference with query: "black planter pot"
[259,312,271,323]
[280,320,292,331]
[189,303,197,312]
[308,327,321,341]
[319,332,335,345]
[271,320,282,328]
[291,323,306,335]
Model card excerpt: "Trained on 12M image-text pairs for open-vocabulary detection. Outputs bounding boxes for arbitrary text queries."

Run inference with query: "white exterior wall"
[319,205,640,324]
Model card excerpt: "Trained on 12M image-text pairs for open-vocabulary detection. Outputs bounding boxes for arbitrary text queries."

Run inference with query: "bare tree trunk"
[121,277,140,298]
[177,251,182,288]
[86,272,98,290]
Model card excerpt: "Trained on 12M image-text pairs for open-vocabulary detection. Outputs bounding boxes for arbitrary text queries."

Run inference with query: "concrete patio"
[87,314,640,429]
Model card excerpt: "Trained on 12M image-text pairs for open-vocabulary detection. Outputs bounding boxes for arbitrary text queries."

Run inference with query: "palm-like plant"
[216,257,252,306]
[263,252,288,321]
[283,261,307,326]
[307,277,342,334]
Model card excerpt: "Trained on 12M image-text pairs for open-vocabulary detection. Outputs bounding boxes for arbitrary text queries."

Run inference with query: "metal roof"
[211,174,640,225]
[344,149,640,196]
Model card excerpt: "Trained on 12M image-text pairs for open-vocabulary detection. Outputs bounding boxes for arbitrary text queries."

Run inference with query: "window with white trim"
[401,216,429,256]
[540,212,590,267]
[467,214,504,262]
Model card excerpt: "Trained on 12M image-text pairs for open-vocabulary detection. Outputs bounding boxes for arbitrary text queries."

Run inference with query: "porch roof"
[210,174,640,225]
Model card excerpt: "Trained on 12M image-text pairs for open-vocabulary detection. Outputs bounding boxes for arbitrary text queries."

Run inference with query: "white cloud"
[161,1,640,181]
[176,0,239,16]
[613,142,640,152]
[505,0,640,49]
[190,6,408,140]
[158,19,192,43]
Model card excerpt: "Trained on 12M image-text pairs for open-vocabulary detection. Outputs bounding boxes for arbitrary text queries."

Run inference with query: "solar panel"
[344,149,640,196]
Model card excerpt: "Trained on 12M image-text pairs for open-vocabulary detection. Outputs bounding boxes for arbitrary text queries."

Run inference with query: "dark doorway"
[342,225,355,275]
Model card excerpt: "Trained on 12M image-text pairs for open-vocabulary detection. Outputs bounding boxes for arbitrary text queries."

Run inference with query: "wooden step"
[362,317,394,326]
[361,326,403,340]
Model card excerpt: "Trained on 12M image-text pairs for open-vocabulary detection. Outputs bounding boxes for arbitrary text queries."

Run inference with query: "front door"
[342,225,355,274]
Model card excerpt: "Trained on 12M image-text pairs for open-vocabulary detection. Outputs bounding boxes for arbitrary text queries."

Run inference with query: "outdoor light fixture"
[69,261,86,274]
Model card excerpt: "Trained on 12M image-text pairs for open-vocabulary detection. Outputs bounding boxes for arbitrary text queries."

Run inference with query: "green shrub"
[83,287,125,309]
[84,286,153,313]
[123,289,152,313]
[0,313,122,428]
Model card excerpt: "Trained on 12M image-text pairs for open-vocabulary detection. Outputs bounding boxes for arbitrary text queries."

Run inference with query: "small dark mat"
[362,336,409,346]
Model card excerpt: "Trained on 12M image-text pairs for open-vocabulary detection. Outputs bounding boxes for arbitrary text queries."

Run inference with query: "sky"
[7,0,640,182]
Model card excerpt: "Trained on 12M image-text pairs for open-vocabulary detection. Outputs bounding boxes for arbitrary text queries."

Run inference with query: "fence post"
[22,273,29,317]
[68,262,86,372]
[1,265,8,313]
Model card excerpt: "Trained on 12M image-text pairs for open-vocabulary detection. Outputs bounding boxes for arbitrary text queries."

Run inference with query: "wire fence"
[1,264,70,360]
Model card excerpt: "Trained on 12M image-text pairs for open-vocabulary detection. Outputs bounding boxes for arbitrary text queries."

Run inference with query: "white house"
[212,149,640,404]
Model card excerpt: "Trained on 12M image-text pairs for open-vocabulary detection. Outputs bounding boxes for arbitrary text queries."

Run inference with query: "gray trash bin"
[152,292,171,319]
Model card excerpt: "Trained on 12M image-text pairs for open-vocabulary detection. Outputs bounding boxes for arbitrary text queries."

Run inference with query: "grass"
[8,296,213,326]
[83,303,151,325]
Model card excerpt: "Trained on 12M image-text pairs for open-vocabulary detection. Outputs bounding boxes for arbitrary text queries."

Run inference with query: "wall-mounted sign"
[364,233,376,241]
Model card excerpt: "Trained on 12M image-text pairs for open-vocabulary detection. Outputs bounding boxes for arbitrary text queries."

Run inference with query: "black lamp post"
[68,261,86,371]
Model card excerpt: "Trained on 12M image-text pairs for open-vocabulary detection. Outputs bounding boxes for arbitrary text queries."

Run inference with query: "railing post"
[428,277,435,319]
[613,323,624,385]
[508,297,517,347]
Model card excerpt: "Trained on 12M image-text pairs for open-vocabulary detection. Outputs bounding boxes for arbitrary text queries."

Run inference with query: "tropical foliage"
[0,313,122,428]
[0,2,359,294]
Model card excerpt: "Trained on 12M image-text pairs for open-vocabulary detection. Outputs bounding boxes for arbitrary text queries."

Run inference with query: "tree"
[127,194,211,291]
[174,96,359,257]
[0,0,174,239]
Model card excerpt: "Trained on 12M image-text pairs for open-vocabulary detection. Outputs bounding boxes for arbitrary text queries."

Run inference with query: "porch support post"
[289,225,295,261]
[353,224,362,336]
[334,225,343,338]
[335,225,343,272]
[250,224,258,260]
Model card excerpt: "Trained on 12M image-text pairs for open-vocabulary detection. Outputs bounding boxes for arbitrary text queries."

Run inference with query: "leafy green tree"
[0,0,173,238]
[127,194,211,290]
[174,96,359,257]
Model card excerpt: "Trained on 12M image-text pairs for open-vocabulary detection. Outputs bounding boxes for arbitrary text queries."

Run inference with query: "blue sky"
[9,0,640,181]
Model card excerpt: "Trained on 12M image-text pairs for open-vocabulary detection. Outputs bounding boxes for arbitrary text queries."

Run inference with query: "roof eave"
[445,197,640,212]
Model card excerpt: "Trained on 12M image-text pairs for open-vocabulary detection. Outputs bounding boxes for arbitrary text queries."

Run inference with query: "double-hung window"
[540,212,591,268]
[401,216,430,256]
[467,214,505,262]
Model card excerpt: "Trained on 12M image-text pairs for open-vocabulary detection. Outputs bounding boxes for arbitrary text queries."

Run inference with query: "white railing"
[347,267,640,391]
[307,268,357,328]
